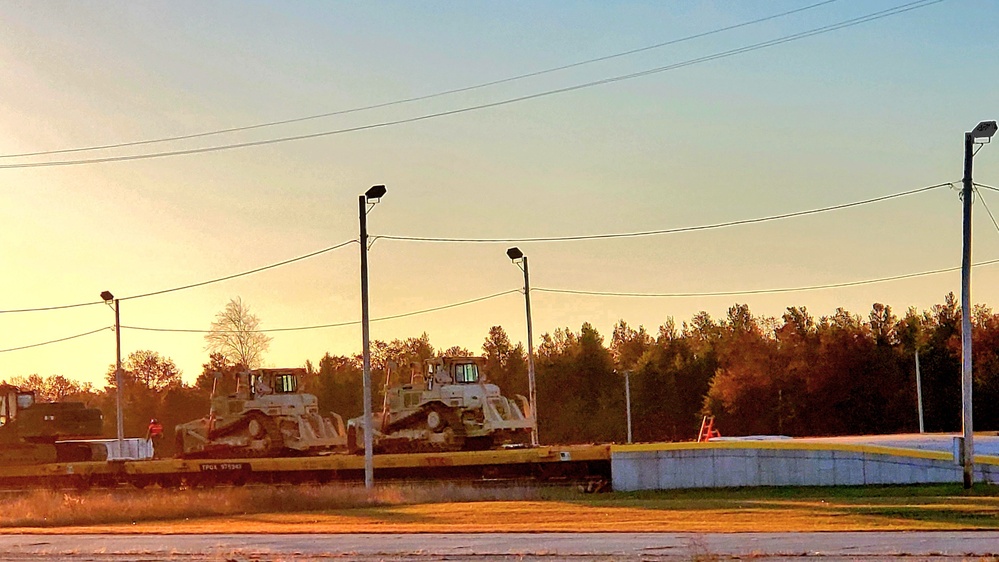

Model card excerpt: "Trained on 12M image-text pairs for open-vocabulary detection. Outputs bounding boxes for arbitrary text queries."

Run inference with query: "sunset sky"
[2,0,998,387]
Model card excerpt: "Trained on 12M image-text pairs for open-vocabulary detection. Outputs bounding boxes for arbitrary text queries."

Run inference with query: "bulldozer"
[0,384,104,465]
[175,368,346,459]
[347,356,534,453]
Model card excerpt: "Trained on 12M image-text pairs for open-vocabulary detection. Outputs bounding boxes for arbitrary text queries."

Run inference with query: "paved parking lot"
[797,433,999,457]
[0,532,998,561]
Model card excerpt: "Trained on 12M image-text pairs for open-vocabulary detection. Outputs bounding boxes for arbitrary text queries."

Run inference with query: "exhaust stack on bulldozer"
[347,356,534,453]
[176,368,346,458]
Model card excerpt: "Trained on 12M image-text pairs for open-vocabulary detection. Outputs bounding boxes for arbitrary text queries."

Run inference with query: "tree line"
[3,293,998,456]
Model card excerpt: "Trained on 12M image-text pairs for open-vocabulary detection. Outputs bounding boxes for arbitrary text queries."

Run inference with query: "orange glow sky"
[2,1,999,387]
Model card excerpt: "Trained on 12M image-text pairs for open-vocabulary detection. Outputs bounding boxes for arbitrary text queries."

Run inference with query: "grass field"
[1,483,997,533]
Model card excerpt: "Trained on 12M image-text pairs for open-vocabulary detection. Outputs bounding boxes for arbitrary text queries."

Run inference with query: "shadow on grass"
[235,506,437,526]
[561,483,999,529]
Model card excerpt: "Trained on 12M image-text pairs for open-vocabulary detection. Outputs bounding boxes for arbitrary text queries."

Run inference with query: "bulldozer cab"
[252,370,298,396]
[0,386,34,427]
[233,369,301,399]
[426,357,482,387]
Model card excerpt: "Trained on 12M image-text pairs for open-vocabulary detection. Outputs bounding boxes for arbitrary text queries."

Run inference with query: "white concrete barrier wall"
[611,443,999,491]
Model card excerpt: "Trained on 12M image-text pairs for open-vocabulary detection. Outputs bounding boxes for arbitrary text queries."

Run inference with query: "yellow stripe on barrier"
[611,440,999,466]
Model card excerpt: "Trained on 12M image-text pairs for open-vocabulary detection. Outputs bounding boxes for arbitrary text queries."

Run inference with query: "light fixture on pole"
[100,290,124,445]
[359,184,386,490]
[959,119,996,489]
[506,246,538,446]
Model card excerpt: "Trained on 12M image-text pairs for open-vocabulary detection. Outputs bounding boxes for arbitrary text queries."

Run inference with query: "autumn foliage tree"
[7,293,999,452]
[3,374,98,403]
[101,350,185,442]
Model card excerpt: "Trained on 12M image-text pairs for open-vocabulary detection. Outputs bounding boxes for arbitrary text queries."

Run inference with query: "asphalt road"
[0,532,997,561]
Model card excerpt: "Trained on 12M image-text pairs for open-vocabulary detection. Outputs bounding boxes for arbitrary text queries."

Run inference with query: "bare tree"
[204,297,272,369]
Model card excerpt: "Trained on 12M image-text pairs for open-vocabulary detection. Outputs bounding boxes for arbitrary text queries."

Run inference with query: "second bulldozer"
[0,383,105,465]
[176,368,346,458]
[347,356,534,453]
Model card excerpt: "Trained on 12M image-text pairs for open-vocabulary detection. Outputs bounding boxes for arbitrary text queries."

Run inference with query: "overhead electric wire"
[0,326,110,354]
[370,288,521,324]
[535,259,999,299]
[975,182,999,193]
[974,186,999,238]
[0,239,356,314]
[0,0,942,170]
[0,182,953,314]
[119,239,356,301]
[120,288,521,334]
[0,1,840,160]
[0,299,104,314]
[380,182,952,244]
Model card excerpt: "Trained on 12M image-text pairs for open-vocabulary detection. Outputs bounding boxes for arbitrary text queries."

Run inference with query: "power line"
[0,181,950,314]
[120,288,521,334]
[0,326,110,354]
[122,321,353,334]
[379,182,951,244]
[371,288,520,323]
[0,299,104,314]
[0,0,941,170]
[7,253,991,351]
[975,182,999,193]
[534,259,999,299]
[0,1,841,160]
[119,239,356,301]
[0,240,356,314]
[974,186,999,239]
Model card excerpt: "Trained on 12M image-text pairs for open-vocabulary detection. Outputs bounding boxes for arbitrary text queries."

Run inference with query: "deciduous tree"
[204,297,272,369]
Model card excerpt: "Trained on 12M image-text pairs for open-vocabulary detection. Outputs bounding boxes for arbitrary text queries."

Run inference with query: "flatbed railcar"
[0,444,611,490]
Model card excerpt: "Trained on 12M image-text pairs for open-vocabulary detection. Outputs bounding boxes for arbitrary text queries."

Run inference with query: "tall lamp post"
[359,184,386,490]
[959,119,997,489]
[506,247,538,446]
[100,291,124,445]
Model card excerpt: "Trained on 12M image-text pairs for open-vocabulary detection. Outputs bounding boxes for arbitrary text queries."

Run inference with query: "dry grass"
[1,483,997,534]
[0,483,541,529]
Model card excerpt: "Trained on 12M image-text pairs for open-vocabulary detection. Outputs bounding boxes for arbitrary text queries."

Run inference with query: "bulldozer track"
[378,403,468,454]
[183,412,285,459]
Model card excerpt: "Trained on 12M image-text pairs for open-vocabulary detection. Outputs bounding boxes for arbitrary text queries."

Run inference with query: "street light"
[959,120,996,489]
[359,184,386,490]
[100,291,124,445]
[506,247,539,446]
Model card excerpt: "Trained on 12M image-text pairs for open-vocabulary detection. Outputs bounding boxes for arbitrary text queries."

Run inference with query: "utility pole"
[114,298,123,444]
[522,255,538,446]
[358,185,386,491]
[624,370,633,444]
[915,350,924,434]
[359,194,374,490]
[960,130,975,489]
[959,119,997,489]
[101,291,124,445]
[505,247,539,446]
